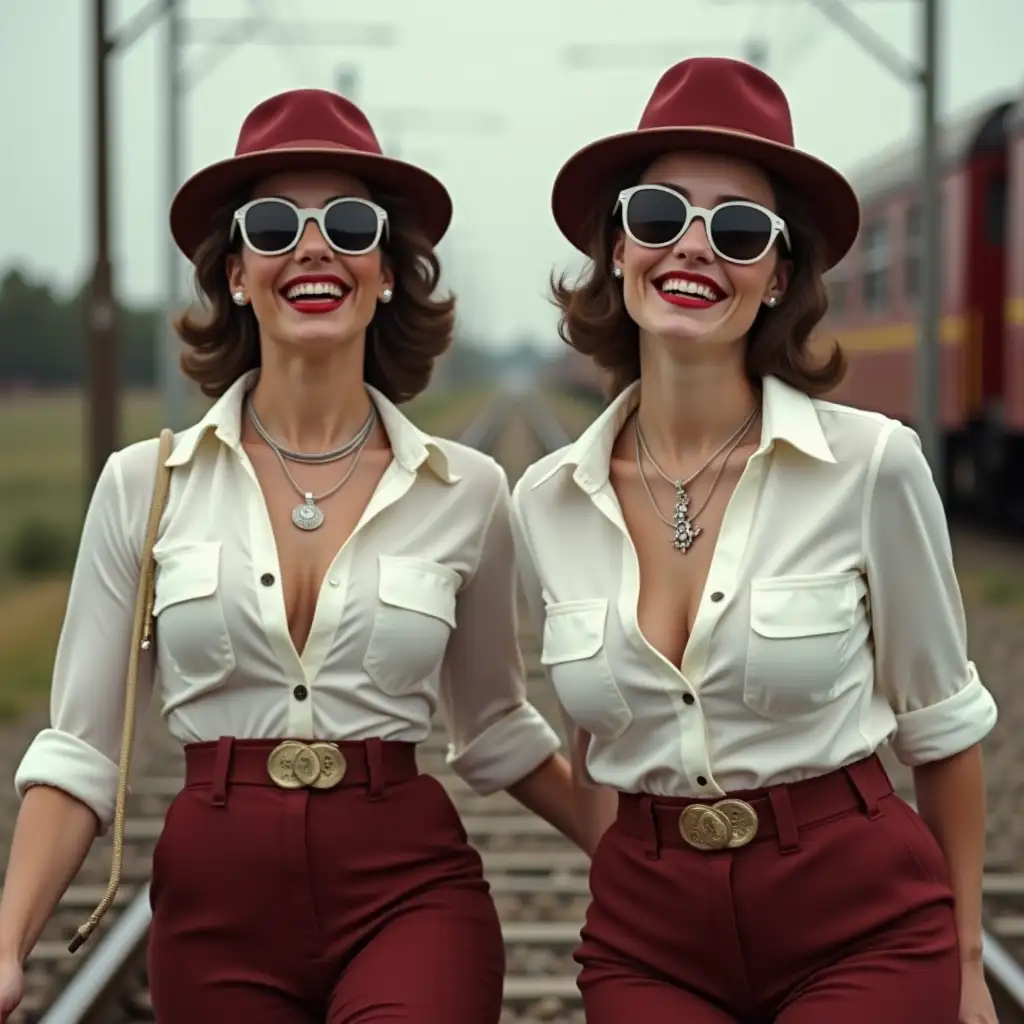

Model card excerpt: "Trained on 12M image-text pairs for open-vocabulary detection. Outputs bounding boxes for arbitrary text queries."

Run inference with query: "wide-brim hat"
[552,57,860,269]
[170,89,453,260]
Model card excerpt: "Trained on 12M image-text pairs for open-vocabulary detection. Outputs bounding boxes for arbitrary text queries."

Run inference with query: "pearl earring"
[612,267,622,279]
[767,295,778,307]
[232,290,246,306]
[380,288,393,303]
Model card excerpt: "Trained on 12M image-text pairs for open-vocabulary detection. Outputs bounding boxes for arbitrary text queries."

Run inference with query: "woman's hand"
[0,956,24,1023]
[960,960,998,1024]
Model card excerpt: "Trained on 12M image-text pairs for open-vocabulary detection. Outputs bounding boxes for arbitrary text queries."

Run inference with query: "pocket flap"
[153,541,221,616]
[377,556,459,628]
[750,572,857,639]
[541,599,608,665]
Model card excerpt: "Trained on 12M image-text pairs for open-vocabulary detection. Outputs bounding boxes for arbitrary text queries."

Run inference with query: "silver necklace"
[245,396,376,531]
[634,404,758,552]
[248,399,376,464]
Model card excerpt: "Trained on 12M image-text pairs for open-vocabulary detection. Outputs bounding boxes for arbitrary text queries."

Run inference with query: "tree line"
[0,266,548,391]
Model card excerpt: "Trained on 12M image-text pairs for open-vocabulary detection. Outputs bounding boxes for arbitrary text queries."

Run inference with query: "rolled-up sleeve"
[863,421,997,766]
[439,464,560,794]
[14,449,156,833]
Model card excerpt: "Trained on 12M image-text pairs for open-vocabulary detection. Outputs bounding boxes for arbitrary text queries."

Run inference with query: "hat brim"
[551,126,860,270]
[170,147,453,260]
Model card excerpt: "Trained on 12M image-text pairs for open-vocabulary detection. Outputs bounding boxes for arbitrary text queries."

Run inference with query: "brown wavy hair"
[550,158,845,399]
[175,185,455,404]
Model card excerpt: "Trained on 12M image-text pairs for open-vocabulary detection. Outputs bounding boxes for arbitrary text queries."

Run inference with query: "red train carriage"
[1006,96,1024,442]
[823,92,1023,522]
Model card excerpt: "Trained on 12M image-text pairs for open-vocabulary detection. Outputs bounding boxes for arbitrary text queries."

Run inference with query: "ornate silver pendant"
[292,493,324,531]
[673,483,701,552]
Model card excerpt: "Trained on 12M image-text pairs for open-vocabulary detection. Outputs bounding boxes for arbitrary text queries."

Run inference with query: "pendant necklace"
[246,395,377,531]
[634,403,758,552]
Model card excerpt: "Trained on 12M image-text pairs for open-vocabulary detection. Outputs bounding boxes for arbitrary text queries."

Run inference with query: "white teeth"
[657,278,720,301]
[285,281,345,300]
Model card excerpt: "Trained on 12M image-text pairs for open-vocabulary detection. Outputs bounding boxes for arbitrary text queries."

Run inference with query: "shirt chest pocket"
[744,571,860,718]
[363,556,460,697]
[541,599,632,741]
[153,541,236,695]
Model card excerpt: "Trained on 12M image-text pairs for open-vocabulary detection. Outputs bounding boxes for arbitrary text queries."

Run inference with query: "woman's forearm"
[912,743,987,963]
[0,785,99,963]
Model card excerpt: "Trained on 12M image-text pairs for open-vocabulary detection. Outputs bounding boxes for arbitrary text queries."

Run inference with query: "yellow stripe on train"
[829,315,967,353]
[1007,297,1024,326]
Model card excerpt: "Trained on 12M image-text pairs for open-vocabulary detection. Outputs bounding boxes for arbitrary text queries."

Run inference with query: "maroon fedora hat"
[551,57,859,269]
[170,89,453,260]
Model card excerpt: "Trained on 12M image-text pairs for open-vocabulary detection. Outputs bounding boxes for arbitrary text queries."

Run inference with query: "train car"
[822,92,1021,520]
[1005,93,1024,520]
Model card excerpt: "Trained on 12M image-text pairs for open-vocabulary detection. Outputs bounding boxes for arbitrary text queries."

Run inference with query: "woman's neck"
[245,343,376,453]
[632,335,759,477]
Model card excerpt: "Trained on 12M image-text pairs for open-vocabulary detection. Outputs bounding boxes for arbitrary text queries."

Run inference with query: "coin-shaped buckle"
[712,799,759,848]
[290,744,322,786]
[309,743,346,789]
[267,741,306,789]
[679,804,733,851]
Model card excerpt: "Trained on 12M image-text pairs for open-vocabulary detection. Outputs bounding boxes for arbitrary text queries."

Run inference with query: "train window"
[986,172,1006,245]
[861,219,890,313]
[905,202,922,304]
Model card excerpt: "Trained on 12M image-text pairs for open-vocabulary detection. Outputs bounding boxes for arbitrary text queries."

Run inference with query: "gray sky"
[3,0,1023,350]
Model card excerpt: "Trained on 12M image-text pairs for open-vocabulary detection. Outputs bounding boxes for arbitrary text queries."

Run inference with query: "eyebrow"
[267,193,361,205]
[650,181,758,205]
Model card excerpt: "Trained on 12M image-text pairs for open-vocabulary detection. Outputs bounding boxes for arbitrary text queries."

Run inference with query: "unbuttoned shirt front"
[15,370,560,833]
[510,375,998,798]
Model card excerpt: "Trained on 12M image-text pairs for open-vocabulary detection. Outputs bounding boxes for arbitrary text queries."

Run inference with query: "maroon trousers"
[147,737,505,1023]
[577,755,961,1023]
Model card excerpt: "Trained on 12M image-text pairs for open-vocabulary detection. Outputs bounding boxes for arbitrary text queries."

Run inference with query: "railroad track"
[7,388,1024,1023]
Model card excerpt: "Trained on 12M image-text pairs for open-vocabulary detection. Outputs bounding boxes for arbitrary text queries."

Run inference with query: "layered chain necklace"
[246,394,377,531]
[634,403,758,552]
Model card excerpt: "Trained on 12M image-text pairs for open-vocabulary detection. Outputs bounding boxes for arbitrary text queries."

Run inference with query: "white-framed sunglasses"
[614,183,790,265]
[231,196,389,257]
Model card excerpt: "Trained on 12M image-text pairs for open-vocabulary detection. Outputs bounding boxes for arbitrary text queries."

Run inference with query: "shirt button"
[710,591,724,602]
[260,573,275,586]
[328,579,340,588]
[697,776,708,786]
[683,693,695,705]
[293,684,308,701]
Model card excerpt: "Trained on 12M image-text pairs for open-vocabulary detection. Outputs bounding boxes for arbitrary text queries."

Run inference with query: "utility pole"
[86,0,117,496]
[161,0,187,431]
[919,0,942,497]
[799,0,943,497]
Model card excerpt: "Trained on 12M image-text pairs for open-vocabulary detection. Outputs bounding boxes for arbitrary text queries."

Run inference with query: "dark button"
[683,693,695,705]
[260,573,275,586]
[293,684,308,701]
[697,776,708,786]
[710,591,724,602]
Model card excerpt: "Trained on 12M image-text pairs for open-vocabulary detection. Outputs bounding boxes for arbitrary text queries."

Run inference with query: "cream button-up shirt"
[510,375,997,798]
[15,370,560,832]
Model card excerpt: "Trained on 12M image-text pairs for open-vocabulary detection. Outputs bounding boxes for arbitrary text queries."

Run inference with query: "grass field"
[0,384,490,720]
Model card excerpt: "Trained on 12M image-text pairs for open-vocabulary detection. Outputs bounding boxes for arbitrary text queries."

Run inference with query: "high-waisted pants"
[576,754,961,1023]
[147,737,505,1023]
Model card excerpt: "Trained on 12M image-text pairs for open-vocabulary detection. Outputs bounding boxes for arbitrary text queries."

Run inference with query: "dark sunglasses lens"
[243,201,300,253]
[623,188,688,246]
[710,205,775,261]
[323,201,380,253]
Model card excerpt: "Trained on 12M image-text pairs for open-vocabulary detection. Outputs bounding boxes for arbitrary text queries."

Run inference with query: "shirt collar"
[165,368,459,483]
[531,373,834,494]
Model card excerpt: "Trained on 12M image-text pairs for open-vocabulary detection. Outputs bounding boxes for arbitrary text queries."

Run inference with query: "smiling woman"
[0,88,577,1024]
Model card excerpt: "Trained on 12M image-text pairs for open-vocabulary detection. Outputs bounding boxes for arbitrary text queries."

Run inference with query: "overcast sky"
[2,0,1023,350]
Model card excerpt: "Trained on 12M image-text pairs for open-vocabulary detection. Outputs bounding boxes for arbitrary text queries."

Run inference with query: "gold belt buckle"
[679,798,759,851]
[267,741,346,790]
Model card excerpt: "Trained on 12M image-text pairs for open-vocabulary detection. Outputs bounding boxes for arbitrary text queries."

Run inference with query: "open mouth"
[280,277,351,314]
[652,273,727,309]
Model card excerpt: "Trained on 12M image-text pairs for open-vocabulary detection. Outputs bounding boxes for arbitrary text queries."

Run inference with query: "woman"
[511,57,999,1023]
[0,88,577,1023]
